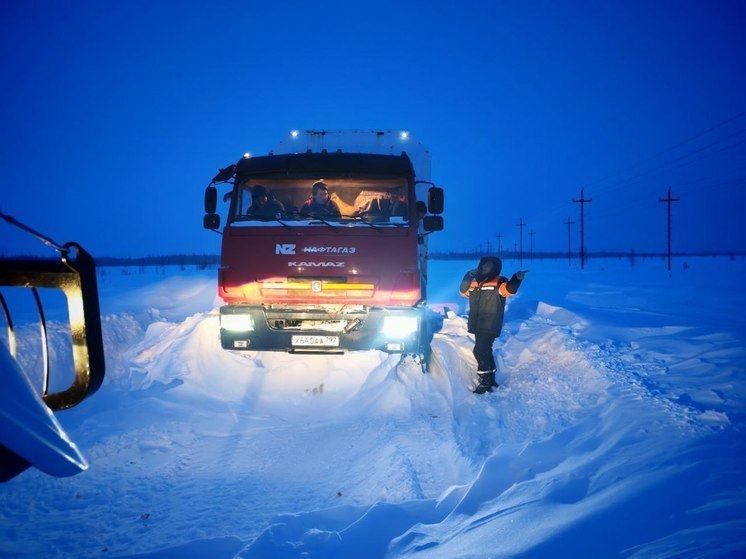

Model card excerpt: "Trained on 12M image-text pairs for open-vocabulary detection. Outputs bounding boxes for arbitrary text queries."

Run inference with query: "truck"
[202,130,444,367]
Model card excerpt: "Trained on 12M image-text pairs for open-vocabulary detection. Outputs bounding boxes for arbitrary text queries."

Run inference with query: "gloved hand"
[514,270,528,281]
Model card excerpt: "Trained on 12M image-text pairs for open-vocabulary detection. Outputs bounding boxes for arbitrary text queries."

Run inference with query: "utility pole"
[659,187,680,272]
[573,188,592,270]
[496,233,503,258]
[516,218,526,267]
[486,239,492,254]
[529,230,536,262]
[564,217,575,266]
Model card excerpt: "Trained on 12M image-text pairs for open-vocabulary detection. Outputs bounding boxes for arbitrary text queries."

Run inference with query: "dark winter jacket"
[459,257,522,335]
[247,199,285,219]
[300,199,341,218]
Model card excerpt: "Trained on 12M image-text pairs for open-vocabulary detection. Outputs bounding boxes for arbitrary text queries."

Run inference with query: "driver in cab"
[246,184,285,219]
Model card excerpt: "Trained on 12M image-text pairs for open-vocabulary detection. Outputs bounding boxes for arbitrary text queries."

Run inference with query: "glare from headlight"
[221,314,254,332]
[381,316,418,338]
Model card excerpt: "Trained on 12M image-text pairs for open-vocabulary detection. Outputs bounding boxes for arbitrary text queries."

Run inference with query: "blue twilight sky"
[1,0,745,258]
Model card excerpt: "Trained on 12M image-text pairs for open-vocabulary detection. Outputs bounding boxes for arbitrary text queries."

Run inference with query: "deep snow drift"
[1,257,745,558]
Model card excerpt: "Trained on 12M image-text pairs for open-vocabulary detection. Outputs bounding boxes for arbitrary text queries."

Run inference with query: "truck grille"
[263,307,366,333]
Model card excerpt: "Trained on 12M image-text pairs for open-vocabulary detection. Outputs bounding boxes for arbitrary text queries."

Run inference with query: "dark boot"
[473,370,497,394]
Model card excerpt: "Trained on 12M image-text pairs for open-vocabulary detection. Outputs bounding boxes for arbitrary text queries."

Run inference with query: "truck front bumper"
[219,305,424,354]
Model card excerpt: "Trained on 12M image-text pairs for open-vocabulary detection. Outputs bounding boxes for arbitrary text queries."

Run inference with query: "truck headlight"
[381,316,418,339]
[221,314,254,332]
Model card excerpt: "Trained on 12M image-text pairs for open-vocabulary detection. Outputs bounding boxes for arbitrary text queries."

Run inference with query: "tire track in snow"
[46,312,474,554]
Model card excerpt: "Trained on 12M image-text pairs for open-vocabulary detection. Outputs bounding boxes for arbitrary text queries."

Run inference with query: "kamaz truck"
[202,130,444,365]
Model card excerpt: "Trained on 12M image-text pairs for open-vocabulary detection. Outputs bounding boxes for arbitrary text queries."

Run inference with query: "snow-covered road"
[1,258,745,558]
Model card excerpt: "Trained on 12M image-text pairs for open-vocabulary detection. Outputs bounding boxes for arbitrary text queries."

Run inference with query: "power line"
[587,110,746,190]
[495,112,746,254]
[586,130,746,200]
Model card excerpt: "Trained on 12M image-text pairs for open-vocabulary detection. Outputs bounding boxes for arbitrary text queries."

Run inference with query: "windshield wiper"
[271,217,293,229]
[285,211,337,230]
[339,214,387,232]
[233,216,293,229]
[308,217,338,230]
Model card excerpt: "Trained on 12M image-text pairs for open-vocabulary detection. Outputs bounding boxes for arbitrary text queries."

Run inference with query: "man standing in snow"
[460,257,526,394]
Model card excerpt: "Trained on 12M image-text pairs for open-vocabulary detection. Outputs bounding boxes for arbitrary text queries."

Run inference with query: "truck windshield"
[229,177,411,227]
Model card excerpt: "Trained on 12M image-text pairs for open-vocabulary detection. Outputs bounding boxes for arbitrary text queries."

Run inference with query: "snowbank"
[1,258,744,558]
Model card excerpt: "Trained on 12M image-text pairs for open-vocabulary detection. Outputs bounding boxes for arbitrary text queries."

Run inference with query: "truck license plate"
[291,335,340,347]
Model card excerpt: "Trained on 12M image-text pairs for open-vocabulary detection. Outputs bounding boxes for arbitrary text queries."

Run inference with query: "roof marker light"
[400,131,409,139]
[290,130,300,138]
[243,152,251,159]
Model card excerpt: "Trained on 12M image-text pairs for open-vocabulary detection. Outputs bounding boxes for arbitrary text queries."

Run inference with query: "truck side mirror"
[203,214,221,230]
[423,216,443,232]
[205,186,217,214]
[212,164,236,183]
[427,187,444,215]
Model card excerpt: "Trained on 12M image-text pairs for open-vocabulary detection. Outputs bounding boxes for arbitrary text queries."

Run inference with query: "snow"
[1,256,745,558]
[0,348,88,478]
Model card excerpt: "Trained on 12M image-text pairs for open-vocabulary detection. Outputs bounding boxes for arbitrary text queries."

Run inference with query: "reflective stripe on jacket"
[459,273,521,335]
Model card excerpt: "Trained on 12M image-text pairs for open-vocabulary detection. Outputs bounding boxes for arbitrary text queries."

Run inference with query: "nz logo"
[275,244,296,255]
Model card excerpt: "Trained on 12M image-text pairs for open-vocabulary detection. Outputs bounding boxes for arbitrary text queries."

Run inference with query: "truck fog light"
[381,316,418,339]
[221,314,254,332]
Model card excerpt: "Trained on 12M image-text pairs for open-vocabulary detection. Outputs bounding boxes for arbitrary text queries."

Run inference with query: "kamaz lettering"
[288,261,344,268]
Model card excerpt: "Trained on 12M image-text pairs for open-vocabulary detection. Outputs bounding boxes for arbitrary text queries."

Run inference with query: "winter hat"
[312,181,328,194]
[252,184,268,199]
[476,256,501,281]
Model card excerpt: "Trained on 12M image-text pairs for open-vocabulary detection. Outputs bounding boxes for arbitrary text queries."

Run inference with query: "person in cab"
[246,184,285,219]
[300,181,342,218]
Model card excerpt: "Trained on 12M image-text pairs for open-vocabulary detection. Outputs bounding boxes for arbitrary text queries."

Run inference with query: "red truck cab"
[203,131,444,362]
